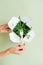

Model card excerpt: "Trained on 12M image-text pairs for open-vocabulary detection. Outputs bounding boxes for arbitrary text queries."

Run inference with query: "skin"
[0,24,26,58]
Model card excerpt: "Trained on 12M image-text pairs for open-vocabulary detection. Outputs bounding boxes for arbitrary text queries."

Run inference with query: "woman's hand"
[0,43,26,59]
[0,24,11,33]
[9,43,26,55]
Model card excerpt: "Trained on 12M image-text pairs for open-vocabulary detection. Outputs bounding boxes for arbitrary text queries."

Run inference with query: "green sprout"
[13,18,31,38]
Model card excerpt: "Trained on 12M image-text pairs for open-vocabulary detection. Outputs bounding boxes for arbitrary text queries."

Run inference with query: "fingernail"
[19,49,23,51]
[23,43,25,46]
[18,45,21,47]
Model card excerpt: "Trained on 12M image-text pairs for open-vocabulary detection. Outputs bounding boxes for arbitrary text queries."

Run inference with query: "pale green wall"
[0,0,43,65]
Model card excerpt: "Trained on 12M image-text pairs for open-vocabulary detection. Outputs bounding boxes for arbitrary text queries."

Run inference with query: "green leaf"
[13,20,31,38]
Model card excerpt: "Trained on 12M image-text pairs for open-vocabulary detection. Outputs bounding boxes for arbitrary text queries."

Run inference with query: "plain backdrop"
[0,0,43,65]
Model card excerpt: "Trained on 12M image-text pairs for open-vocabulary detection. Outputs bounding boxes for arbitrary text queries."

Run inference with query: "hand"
[0,24,11,33]
[9,43,26,55]
[0,43,26,59]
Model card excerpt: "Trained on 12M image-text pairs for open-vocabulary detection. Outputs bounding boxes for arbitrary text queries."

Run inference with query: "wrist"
[8,47,15,54]
[5,48,10,55]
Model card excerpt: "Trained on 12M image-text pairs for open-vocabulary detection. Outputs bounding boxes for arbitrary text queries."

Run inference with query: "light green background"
[0,0,43,65]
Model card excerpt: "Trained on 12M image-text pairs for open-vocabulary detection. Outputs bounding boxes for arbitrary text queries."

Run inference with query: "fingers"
[3,24,11,32]
[9,43,26,55]
[15,43,26,55]
[0,24,11,33]
[18,43,25,47]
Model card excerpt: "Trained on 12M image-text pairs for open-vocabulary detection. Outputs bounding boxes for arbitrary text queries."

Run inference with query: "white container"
[8,16,35,44]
